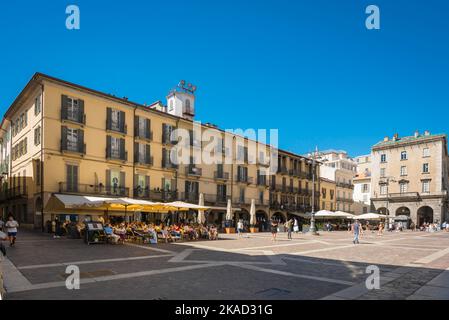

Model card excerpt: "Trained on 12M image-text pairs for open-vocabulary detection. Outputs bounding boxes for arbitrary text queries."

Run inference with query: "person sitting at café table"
[104,224,120,244]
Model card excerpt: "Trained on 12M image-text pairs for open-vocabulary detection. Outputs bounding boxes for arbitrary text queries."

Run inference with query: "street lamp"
[381,176,396,230]
[306,157,318,235]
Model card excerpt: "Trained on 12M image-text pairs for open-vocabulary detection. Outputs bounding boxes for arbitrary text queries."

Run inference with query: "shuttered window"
[66,164,79,192]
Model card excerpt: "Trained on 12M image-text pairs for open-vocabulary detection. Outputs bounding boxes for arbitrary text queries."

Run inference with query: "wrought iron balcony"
[58,182,129,197]
[185,165,202,176]
[214,171,229,180]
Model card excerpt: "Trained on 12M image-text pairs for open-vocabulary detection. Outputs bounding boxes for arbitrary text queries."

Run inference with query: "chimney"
[424,130,430,136]
[414,130,419,138]
[383,136,389,142]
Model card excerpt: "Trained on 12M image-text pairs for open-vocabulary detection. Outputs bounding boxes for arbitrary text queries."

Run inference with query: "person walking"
[351,219,363,245]
[377,222,384,236]
[270,219,278,241]
[285,218,293,240]
[293,218,299,233]
[237,219,244,238]
[0,217,4,232]
[5,215,19,247]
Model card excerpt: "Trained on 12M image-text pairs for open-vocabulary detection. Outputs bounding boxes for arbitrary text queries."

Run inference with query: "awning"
[351,213,387,220]
[45,194,210,213]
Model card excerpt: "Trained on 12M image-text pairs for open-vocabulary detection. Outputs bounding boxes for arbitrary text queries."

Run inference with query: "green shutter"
[106,107,112,130]
[120,138,126,160]
[61,95,68,120]
[134,116,139,136]
[145,144,151,165]
[146,119,151,139]
[106,136,111,158]
[78,99,85,124]
[61,126,68,151]
[78,129,85,154]
[134,142,139,163]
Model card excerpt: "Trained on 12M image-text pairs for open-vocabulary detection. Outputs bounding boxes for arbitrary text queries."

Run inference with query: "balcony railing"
[236,175,254,184]
[277,167,288,175]
[337,182,354,189]
[203,193,230,205]
[180,192,199,203]
[135,156,153,166]
[61,141,86,155]
[214,171,229,180]
[162,160,178,170]
[137,131,153,142]
[59,183,129,197]
[388,192,420,199]
[336,197,354,203]
[185,165,202,176]
[106,150,128,162]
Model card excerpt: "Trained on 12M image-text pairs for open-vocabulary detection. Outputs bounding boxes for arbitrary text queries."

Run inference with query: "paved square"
[2,229,449,300]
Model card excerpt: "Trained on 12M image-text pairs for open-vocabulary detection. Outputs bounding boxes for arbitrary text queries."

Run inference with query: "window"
[399,182,408,193]
[380,168,386,177]
[67,97,79,122]
[400,151,408,160]
[135,174,149,197]
[423,163,429,173]
[20,114,24,130]
[423,148,430,157]
[67,128,79,152]
[362,184,370,193]
[107,108,125,133]
[35,95,41,115]
[239,188,245,202]
[34,126,41,146]
[184,99,192,113]
[111,136,121,159]
[400,166,407,176]
[217,184,227,202]
[66,164,79,192]
[380,154,387,163]
[380,184,388,195]
[422,180,430,193]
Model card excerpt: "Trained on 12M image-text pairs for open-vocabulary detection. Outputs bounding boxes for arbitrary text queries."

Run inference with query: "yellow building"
[319,178,336,211]
[0,73,319,229]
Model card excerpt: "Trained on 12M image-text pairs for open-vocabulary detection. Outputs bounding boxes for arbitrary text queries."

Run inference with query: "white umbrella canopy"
[250,199,256,225]
[335,211,355,219]
[353,213,387,220]
[226,199,233,221]
[197,193,205,224]
[314,210,335,217]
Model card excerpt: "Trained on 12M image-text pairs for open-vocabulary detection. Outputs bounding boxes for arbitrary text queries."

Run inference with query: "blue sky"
[0,0,448,156]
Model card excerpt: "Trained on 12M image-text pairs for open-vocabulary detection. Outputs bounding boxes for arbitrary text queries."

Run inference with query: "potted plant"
[224,220,235,234]
[249,223,259,233]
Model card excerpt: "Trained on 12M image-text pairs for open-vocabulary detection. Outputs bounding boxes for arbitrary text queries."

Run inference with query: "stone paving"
[1,229,449,300]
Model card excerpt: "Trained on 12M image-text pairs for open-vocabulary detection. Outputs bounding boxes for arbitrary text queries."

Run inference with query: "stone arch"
[417,206,434,226]
[377,207,389,215]
[395,206,411,217]
[271,212,286,223]
[256,210,268,232]
[237,209,250,223]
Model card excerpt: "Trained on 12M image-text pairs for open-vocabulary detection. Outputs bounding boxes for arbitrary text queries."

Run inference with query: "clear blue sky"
[0,0,448,156]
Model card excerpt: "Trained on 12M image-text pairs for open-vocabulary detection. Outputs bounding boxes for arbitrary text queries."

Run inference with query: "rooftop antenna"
[177,80,197,94]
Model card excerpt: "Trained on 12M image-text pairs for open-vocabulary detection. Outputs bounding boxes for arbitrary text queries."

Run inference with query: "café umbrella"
[226,199,233,221]
[197,193,206,224]
[250,199,256,225]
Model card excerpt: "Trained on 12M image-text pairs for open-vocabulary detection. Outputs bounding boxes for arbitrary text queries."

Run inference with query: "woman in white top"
[237,220,244,238]
[5,216,19,247]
